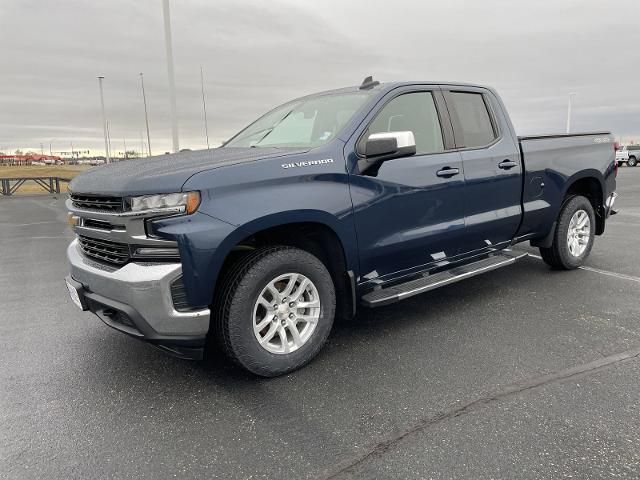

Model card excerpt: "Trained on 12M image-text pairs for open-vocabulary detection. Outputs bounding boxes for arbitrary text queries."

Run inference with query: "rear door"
[347,87,468,283]
[443,87,522,253]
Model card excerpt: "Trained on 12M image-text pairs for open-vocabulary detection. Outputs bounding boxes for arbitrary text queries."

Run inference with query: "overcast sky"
[1,0,639,155]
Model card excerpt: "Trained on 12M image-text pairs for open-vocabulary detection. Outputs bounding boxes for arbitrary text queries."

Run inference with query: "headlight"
[129,191,200,215]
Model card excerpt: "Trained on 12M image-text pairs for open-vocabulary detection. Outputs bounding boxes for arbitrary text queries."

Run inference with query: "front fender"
[151,208,358,309]
[150,212,249,308]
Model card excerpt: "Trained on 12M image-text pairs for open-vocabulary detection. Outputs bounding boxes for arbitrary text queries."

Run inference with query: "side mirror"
[364,131,416,159]
[358,131,416,173]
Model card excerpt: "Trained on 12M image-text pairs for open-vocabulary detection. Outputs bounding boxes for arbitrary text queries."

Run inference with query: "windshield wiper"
[230,127,274,145]
[252,109,295,147]
[250,127,275,147]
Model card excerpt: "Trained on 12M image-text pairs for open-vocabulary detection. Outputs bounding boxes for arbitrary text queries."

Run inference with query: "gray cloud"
[1,0,639,155]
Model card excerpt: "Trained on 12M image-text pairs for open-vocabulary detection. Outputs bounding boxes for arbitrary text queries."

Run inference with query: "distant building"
[0,154,63,166]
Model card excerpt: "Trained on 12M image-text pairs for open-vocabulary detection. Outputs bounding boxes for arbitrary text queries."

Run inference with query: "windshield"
[225,92,371,149]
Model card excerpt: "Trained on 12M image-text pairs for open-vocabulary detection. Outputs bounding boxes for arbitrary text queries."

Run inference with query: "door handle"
[436,167,460,178]
[498,159,518,170]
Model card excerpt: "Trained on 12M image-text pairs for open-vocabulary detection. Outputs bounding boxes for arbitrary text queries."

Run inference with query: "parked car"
[625,145,639,167]
[616,146,629,166]
[65,78,618,376]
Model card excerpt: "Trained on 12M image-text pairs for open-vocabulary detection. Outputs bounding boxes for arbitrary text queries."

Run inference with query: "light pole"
[200,66,210,149]
[49,139,55,156]
[107,121,113,160]
[139,72,152,156]
[162,0,179,153]
[97,76,111,163]
[566,92,577,134]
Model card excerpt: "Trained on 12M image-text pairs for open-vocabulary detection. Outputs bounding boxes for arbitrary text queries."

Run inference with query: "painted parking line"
[527,253,640,284]
[2,220,62,227]
[4,235,70,241]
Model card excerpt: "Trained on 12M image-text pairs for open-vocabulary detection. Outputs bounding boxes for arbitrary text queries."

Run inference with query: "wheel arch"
[213,212,357,320]
[562,171,605,234]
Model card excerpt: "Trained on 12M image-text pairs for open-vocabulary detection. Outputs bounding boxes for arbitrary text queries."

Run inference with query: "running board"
[361,251,527,307]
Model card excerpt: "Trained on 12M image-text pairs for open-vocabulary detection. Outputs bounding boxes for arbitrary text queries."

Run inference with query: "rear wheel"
[539,195,595,270]
[212,246,335,377]
[628,156,637,167]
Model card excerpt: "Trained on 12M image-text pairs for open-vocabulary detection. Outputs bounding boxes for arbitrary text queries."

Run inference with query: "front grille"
[82,218,115,231]
[78,235,130,265]
[71,194,124,212]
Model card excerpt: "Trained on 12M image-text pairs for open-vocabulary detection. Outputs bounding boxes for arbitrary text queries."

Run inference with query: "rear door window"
[447,92,497,148]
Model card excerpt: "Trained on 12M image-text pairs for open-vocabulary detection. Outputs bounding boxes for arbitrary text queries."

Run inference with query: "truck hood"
[69,147,307,196]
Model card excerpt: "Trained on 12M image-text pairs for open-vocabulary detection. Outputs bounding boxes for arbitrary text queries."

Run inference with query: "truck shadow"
[199,255,554,379]
[78,255,555,387]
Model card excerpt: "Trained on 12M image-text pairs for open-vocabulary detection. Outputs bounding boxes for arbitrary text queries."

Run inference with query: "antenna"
[359,76,380,90]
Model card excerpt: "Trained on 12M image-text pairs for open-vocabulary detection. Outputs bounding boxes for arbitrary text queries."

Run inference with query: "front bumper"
[66,239,210,359]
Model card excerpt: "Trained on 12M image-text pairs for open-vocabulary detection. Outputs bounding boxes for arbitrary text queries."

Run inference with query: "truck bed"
[516,131,615,241]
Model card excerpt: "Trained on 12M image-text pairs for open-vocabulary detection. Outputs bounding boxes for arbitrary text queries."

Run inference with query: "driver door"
[348,88,468,284]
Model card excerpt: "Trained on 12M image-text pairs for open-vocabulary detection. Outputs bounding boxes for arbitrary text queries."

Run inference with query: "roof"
[290,80,492,102]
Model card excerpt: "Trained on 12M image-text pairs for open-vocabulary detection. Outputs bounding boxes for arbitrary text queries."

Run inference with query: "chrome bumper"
[67,239,210,337]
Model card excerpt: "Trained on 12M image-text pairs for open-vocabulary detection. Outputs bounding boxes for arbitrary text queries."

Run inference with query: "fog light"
[67,213,79,228]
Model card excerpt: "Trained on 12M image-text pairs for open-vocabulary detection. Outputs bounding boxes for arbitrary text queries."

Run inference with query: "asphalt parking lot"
[2,168,640,479]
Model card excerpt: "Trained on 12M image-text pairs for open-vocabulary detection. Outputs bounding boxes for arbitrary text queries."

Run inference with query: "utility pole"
[49,139,55,156]
[40,143,44,155]
[139,72,152,156]
[123,137,127,160]
[162,0,179,152]
[566,92,577,134]
[97,76,111,163]
[200,66,210,149]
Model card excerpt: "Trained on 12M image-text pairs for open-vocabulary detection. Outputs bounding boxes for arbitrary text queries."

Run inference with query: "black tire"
[628,156,637,167]
[211,246,335,377]
[539,195,595,270]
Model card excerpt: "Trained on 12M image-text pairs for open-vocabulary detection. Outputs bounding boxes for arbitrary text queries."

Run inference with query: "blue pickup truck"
[65,78,618,376]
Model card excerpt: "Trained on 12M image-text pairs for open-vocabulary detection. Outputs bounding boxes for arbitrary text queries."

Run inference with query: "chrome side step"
[361,251,527,307]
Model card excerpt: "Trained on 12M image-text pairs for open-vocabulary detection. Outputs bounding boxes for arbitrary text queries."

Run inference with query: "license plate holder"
[65,278,87,311]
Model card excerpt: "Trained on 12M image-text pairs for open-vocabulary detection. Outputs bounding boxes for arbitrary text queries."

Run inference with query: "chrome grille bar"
[77,235,130,265]
[71,194,124,212]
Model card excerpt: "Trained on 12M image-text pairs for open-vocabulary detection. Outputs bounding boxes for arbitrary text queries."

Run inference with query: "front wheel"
[212,246,336,377]
[539,195,595,270]
[628,156,638,167]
